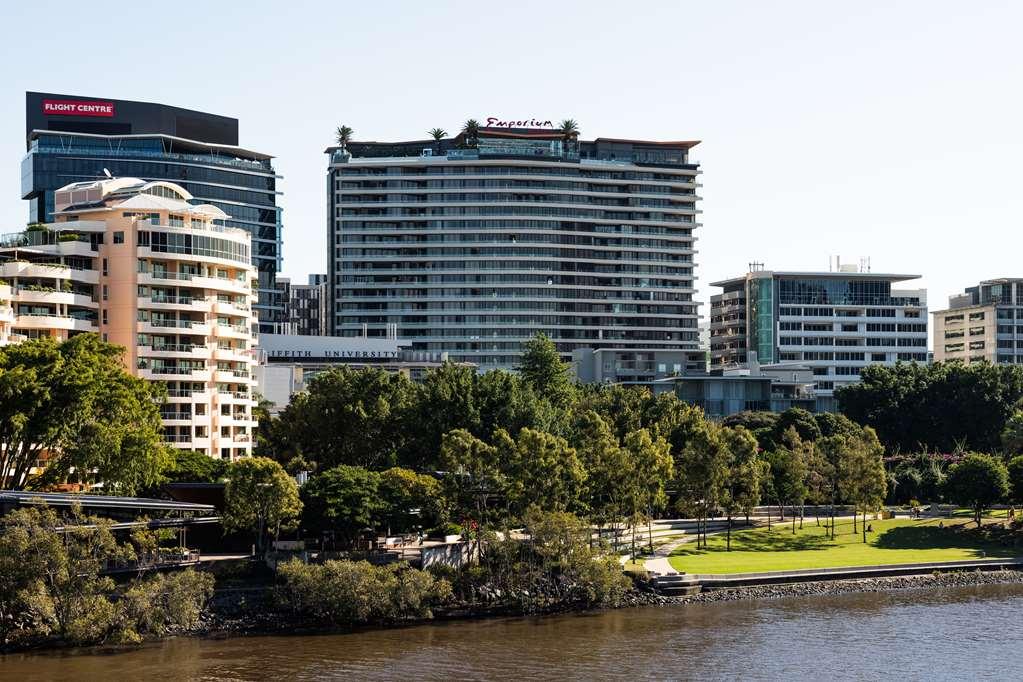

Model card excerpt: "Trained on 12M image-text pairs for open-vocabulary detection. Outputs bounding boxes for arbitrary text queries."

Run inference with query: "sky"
[2,0,1022,320]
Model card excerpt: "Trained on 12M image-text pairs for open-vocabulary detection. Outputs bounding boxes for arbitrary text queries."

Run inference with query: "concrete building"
[22,92,285,333]
[572,347,706,385]
[655,362,817,417]
[326,123,701,370]
[710,264,927,411]
[932,278,1023,364]
[0,177,258,460]
[279,274,328,336]
[254,333,474,411]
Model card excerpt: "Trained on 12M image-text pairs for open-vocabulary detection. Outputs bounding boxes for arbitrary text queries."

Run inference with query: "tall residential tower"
[0,178,258,460]
[326,124,701,369]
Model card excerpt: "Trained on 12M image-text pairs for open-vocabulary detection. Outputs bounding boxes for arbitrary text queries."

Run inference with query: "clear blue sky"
[2,0,1021,316]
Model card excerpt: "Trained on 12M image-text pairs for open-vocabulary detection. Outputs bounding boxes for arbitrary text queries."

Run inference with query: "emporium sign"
[485,117,553,128]
[42,99,115,117]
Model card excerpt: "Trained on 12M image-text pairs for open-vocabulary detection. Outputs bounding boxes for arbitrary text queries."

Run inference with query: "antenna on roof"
[102,168,113,179]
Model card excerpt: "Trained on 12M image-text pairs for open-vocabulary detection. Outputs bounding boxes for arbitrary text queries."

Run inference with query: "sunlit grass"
[667,516,1016,575]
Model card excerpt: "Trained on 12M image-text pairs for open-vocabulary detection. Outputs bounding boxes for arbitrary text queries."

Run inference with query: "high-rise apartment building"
[709,266,927,410]
[279,274,328,336]
[326,124,701,369]
[932,278,1023,365]
[22,92,284,333]
[0,177,258,460]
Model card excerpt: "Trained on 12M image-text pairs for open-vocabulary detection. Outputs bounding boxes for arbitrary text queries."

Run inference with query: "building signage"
[267,349,399,359]
[42,99,115,117]
[485,117,553,129]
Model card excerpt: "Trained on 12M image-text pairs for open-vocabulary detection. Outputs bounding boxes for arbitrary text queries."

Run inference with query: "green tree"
[722,411,778,447]
[838,361,1023,452]
[161,449,227,483]
[223,457,302,555]
[438,429,504,528]
[406,362,481,469]
[1007,455,1023,508]
[719,426,760,549]
[477,369,548,436]
[377,467,444,535]
[574,411,632,548]
[558,119,580,145]
[461,119,480,147]
[765,433,808,534]
[943,453,1009,526]
[334,124,353,147]
[428,127,447,141]
[498,427,586,518]
[0,335,166,493]
[273,366,413,470]
[574,383,652,441]
[517,333,575,407]
[674,419,728,548]
[1002,411,1023,455]
[622,428,673,555]
[771,408,822,447]
[301,465,381,546]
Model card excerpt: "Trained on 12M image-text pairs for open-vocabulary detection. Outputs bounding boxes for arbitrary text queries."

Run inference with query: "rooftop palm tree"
[558,119,579,141]
[335,125,354,148]
[461,119,480,148]
[428,127,447,141]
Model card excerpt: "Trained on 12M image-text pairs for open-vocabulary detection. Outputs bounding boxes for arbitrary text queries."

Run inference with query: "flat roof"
[710,271,922,287]
[0,490,215,513]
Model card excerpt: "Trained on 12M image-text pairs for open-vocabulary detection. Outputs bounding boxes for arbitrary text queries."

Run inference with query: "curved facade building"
[23,92,284,333]
[0,178,258,460]
[327,127,701,369]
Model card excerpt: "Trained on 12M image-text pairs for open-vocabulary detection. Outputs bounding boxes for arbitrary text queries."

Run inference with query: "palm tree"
[335,125,354,148]
[461,119,480,148]
[428,127,447,141]
[558,119,579,141]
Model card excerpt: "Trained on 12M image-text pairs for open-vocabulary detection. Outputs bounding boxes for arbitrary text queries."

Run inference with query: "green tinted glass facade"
[749,277,775,363]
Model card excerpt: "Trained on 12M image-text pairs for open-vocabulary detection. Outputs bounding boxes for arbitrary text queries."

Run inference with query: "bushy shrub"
[276,559,452,626]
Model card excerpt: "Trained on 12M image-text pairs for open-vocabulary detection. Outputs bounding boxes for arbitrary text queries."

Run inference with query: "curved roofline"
[28,128,274,161]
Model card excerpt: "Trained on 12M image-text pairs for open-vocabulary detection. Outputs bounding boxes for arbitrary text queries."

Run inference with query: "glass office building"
[326,126,701,369]
[710,267,928,411]
[22,92,284,332]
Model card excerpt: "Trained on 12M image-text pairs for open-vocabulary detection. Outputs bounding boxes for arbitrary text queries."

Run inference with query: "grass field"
[667,516,1017,575]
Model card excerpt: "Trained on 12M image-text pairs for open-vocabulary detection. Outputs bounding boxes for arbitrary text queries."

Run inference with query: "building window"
[113,231,124,244]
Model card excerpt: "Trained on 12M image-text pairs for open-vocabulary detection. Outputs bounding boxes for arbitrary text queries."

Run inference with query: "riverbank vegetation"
[0,505,213,650]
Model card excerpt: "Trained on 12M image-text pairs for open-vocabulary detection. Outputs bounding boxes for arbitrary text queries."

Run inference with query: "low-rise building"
[932,278,1023,365]
[254,333,474,411]
[572,347,706,385]
[0,177,258,460]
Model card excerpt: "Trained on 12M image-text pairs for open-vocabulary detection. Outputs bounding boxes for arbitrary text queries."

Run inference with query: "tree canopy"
[837,361,1023,452]
[0,335,166,493]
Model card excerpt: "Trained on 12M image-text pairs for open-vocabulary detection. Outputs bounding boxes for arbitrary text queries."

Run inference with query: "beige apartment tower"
[0,177,257,460]
[932,278,1023,365]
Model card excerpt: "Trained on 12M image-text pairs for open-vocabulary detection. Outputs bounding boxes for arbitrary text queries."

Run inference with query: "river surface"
[4,583,1023,681]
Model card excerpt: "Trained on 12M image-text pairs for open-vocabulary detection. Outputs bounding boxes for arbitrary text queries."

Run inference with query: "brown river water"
[3,583,1023,681]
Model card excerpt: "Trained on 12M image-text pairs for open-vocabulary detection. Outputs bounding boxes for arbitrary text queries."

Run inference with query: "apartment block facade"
[0,177,258,460]
[710,267,927,410]
[327,125,701,370]
[932,278,1023,364]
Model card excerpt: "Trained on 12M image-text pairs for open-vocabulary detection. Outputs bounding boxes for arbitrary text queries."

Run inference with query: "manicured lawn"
[667,516,1016,575]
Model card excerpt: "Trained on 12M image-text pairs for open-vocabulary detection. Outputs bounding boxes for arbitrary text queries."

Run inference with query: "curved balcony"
[212,300,251,316]
[138,344,212,360]
[141,296,213,313]
[138,319,212,336]
[191,275,252,296]
[213,347,252,363]
[14,313,97,331]
[0,261,98,284]
[138,367,212,382]
[212,323,252,341]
